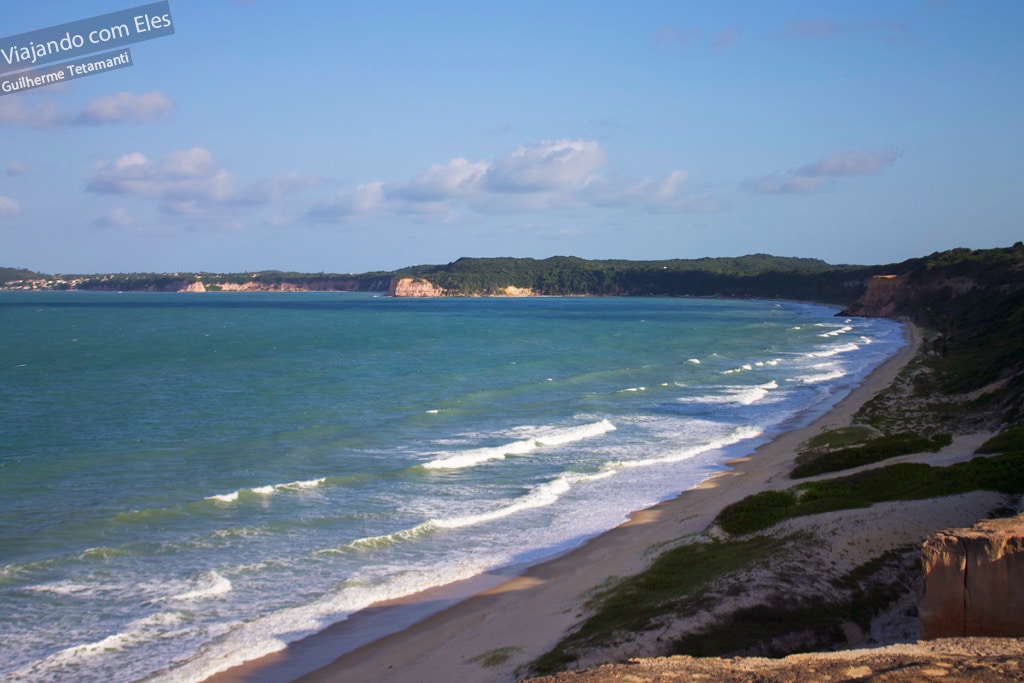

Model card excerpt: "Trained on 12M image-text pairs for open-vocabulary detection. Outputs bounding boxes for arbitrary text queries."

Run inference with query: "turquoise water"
[0,292,904,682]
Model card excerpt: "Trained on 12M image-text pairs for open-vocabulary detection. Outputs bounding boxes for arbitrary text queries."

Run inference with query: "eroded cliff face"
[920,512,1024,639]
[501,285,535,297]
[843,274,902,317]
[388,277,445,297]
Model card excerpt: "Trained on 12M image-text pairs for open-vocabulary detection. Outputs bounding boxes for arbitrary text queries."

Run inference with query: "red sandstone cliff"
[388,277,445,297]
[920,512,1024,639]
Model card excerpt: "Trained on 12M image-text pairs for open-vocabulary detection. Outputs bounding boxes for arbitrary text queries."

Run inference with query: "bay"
[0,292,904,682]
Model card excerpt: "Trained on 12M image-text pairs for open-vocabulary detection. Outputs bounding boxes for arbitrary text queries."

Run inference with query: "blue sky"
[1,1,1021,274]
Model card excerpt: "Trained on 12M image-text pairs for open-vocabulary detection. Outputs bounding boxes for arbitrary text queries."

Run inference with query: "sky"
[1,1,1021,274]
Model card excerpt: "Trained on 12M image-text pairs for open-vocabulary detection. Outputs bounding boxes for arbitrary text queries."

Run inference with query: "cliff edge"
[388,277,445,297]
[920,511,1024,639]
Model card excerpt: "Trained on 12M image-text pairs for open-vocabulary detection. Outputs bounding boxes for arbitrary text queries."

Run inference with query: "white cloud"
[5,162,29,176]
[308,182,386,221]
[584,170,715,211]
[87,147,237,204]
[1,92,173,129]
[746,148,898,194]
[394,158,489,201]
[0,195,20,218]
[85,147,325,230]
[796,148,899,177]
[78,91,175,124]
[0,97,70,128]
[307,139,714,222]
[482,139,606,193]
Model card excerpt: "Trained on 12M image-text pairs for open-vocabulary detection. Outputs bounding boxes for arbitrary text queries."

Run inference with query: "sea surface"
[0,292,905,683]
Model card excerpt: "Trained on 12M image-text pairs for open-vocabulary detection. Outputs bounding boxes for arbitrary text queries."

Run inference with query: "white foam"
[431,475,573,529]
[337,523,436,552]
[722,363,754,375]
[422,420,615,470]
[607,424,763,470]
[806,342,860,358]
[25,580,117,597]
[278,478,326,492]
[677,381,779,406]
[205,491,239,504]
[169,571,232,602]
[790,369,846,384]
[818,325,854,338]
[686,358,700,364]
[206,478,326,503]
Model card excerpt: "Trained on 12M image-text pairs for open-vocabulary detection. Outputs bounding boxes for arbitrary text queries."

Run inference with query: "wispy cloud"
[85,147,317,222]
[745,148,899,194]
[0,91,174,129]
[5,161,28,176]
[86,148,236,210]
[482,139,606,193]
[77,91,175,124]
[0,97,70,129]
[307,139,710,222]
[0,195,20,218]
[307,182,386,221]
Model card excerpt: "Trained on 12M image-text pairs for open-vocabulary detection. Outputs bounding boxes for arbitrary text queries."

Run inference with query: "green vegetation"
[533,449,1024,674]
[395,254,875,303]
[791,432,952,479]
[0,266,47,284]
[64,270,393,292]
[719,452,1024,536]
[532,534,786,674]
[532,531,923,673]
[673,547,916,657]
[976,426,1024,454]
[801,426,881,451]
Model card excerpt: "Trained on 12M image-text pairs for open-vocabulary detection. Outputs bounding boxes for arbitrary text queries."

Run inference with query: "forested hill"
[392,254,879,302]
[3,247,1023,318]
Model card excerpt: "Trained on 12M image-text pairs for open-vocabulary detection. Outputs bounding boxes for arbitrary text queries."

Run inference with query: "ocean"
[0,292,905,682]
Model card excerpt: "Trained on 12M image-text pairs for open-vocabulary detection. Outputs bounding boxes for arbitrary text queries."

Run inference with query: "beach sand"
[205,320,968,683]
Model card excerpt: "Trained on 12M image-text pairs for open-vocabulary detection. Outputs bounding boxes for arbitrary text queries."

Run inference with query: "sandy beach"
[204,320,958,683]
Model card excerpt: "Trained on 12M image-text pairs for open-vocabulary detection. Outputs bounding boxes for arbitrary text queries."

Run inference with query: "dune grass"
[720,451,1024,536]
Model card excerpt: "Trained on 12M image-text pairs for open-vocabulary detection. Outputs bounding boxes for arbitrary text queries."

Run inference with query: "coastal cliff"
[388,277,445,297]
[920,512,1024,639]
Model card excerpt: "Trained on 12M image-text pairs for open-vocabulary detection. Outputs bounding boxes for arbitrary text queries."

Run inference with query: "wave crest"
[421,419,616,470]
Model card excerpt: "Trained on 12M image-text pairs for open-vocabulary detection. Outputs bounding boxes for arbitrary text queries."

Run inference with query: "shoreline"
[202,320,921,683]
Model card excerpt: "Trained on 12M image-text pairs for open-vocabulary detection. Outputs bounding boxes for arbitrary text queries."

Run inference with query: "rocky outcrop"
[840,274,902,317]
[181,280,206,292]
[210,277,388,292]
[919,512,1024,639]
[501,285,535,297]
[526,641,1024,683]
[388,277,445,297]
